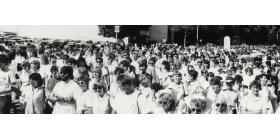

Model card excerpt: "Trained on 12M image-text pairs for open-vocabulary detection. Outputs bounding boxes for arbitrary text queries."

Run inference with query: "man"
[111,74,149,114]
[49,66,82,114]
[0,54,16,113]
[135,61,152,89]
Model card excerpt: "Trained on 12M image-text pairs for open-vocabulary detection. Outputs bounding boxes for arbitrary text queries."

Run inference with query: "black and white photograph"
[2,1,280,140]
[1,25,280,114]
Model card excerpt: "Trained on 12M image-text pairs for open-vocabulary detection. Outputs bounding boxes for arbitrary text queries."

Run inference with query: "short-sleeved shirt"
[51,80,82,114]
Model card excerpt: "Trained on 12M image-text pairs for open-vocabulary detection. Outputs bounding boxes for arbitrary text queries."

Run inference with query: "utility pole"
[196,25,199,47]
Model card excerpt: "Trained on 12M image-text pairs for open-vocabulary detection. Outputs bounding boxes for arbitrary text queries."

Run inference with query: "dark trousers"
[0,95,11,114]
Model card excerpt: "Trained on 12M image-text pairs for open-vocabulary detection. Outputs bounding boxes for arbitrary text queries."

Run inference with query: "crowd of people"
[1,39,280,114]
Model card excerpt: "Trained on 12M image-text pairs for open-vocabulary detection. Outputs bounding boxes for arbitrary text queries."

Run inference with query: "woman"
[152,89,177,114]
[242,67,255,87]
[79,80,112,114]
[256,74,276,113]
[211,97,232,114]
[240,81,269,114]
[20,73,46,114]
[187,98,208,114]
[19,61,32,87]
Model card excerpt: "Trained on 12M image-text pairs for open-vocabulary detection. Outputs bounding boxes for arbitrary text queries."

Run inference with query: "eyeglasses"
[190,108,201,113]
[216,103,227,107]
[158,101,170,105]
[96,61,102,63]
[93,85,104,90]
[60,72,67,75]
[77,81,86,85]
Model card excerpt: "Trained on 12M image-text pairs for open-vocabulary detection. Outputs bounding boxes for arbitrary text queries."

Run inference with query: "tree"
[98,25,151,40]
[169,25,197,46]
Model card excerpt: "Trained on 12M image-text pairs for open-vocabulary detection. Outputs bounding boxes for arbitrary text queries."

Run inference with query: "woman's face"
[250,85,260,95]
[22,66,30,72]
[215,101,228,114]
[170,65,176,72]
[260,76,267,85]
[174,74,182,83]
[30,79,39,88]
[157,96,171,112]
[78,81,88,92]
[212,84,221,94]
[78,66,86,73]
[247,70,252,76]
[95,84,106,96]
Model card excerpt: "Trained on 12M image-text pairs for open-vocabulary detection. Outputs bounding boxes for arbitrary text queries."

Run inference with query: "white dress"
[21,85,45,114]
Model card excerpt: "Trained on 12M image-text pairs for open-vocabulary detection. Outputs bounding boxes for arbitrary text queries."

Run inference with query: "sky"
[0,25,114,41]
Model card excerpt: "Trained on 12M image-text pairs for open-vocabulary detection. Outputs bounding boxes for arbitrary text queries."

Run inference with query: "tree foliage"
[170,25,280,45]
[98,25,151,39]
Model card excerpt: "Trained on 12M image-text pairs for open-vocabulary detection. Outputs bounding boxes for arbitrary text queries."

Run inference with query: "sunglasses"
[158,101,170,105]
[93,85,104,90]
[77,81,86,85]
[190,108,201,113]
[60,72,67,75]
[216,103,227,107]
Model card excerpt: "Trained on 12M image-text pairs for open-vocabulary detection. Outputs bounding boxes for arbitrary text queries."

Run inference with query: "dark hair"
[60,66,74,79]
[116,74,133,86]
[67,58,76,65]
[210,76,222,86]
[255,74,269,82]
[114,66,125,76]
[29,73,43,87]
[162,60,170,71]
[119,60,130,68]
[249,80,262,90]
[233,74,243,84]
[31,60,40,69]
[230,66,237,72]
[96,57,103,62]
[188,70,198,80]
[150,83,163,93]
[245,67,253,74]
[50,65,58,73]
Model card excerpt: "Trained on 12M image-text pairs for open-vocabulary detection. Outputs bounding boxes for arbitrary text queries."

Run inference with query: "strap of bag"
[137,92,142,114]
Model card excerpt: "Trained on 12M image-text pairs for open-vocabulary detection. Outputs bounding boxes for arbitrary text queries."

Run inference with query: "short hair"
[249,80,262,90]
[255,74,269,82]
[210,76,222,86]
[60,66,74,79]
[22,61,31,68]
[29,73,43,87]
[67,58,76,65]
[245,67,253,74]
[116,74,133,86]
[119,60,130,68]
[233,74,243,83]
[230,66,237,72]
[96,57,103,62]
[31,60,40,69]
[162,60,170,71]
[188,70,198,80]
[150,83,163,93]
[50,65,58,73]
[114,66,125,75]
